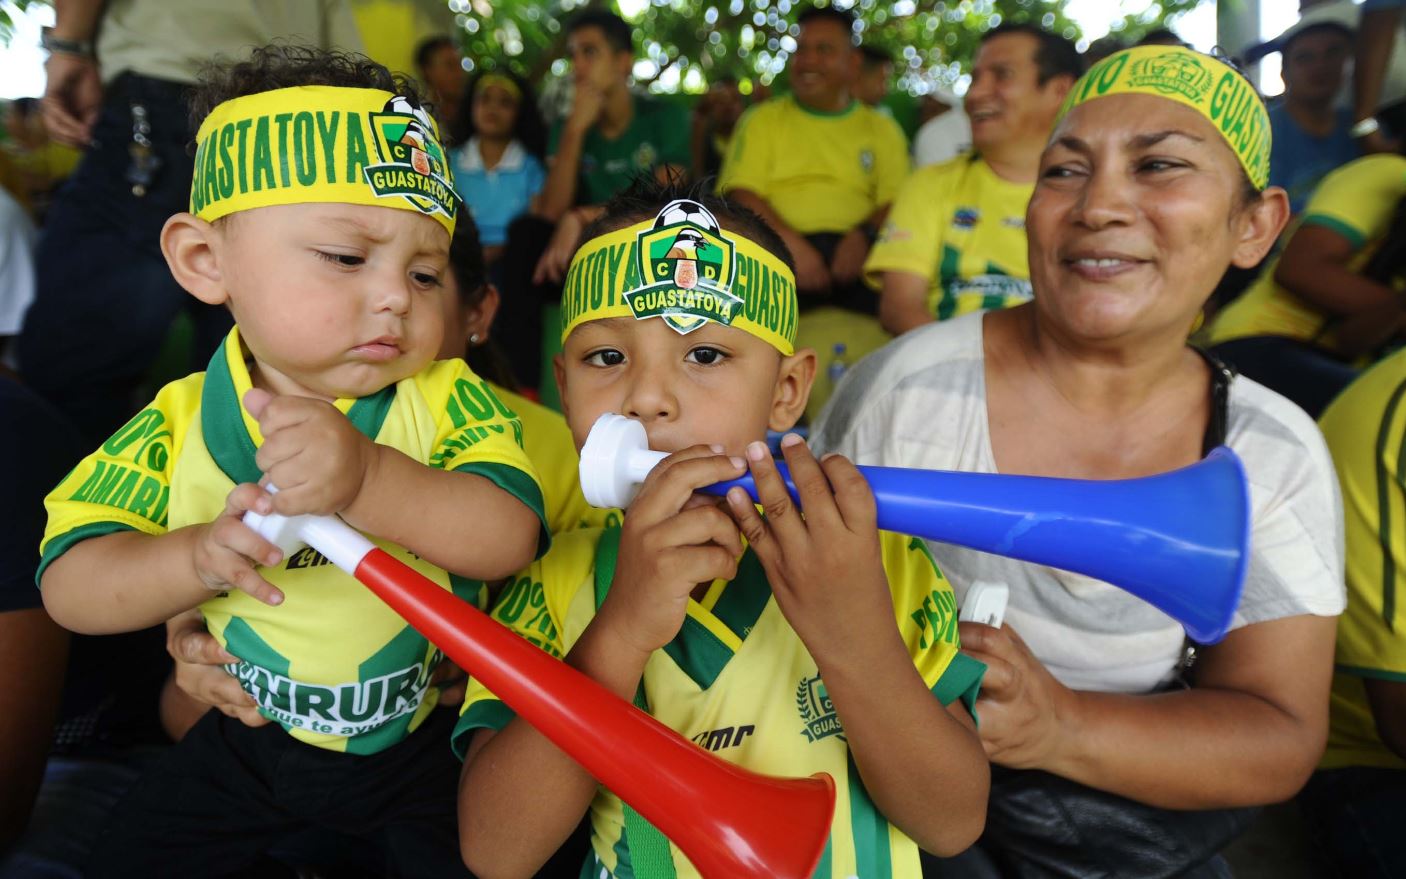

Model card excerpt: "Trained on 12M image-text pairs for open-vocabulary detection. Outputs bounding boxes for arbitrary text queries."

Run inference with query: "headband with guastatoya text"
[560,200,798,355]
[1057,45,1271,190]
[190,85,459,233]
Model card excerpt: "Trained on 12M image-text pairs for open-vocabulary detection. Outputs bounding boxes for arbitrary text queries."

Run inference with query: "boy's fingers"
[668,544,740,586]
[223,483,273,518]
[634,451,745,521]
[726,487,775,556]
[744,441,807,551]
[227,562,285,607]
[778,434,842,530]
[820,453,876,532]
[241,387,275,420]
[653,504,743,560]
[211,516,284,568]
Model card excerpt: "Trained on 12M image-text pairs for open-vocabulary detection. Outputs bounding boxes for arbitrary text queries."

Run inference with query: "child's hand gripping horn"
[242,489,835,879]
[579,413,1252,644]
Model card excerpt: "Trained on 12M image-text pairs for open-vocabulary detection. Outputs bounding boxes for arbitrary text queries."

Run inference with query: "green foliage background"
[448,0,1207,95]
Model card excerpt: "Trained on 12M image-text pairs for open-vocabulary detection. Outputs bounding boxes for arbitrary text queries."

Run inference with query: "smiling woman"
[815,45,1347,876]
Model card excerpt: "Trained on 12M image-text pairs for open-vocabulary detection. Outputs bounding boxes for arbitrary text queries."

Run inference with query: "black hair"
[447,214,519,389]
[981,23,1082,85]
[579,175,794,273]
[797,5,857,41]
[450,69,548,159]
[1136,28,1189,48]
[860,44,892,68]
[188,44,426,133]
[566,9,634,54]
[414,36,457,72]
[10,96,39,117]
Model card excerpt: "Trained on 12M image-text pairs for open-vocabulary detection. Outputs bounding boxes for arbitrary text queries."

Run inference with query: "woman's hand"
[959,620,1077,769]
[165,611,268,728]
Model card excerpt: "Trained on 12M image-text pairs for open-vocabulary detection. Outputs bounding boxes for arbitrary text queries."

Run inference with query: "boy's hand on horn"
[599,444,746,660]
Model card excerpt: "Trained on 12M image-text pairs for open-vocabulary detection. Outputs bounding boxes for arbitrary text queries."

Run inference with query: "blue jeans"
[1298,766,1406,879]
[17,73,231,445]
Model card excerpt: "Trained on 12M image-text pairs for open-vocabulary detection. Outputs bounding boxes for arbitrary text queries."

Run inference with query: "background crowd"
[2,0,1406,877]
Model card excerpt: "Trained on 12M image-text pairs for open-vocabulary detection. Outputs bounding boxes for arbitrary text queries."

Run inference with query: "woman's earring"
[469,333,481,345]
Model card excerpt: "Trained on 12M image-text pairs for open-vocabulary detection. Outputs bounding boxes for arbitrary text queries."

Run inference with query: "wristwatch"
[41,26,95,59]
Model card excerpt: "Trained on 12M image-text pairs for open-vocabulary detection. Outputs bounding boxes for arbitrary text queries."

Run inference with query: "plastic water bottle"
[827,343,848,388]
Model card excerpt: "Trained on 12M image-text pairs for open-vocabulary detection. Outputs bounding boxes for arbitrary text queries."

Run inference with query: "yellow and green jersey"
[1319,350,1406,771]
[487,383,619,535]
[455,526,985,879]
[1207,154,1406,352]
[863,154,1033,321]
[40,328,548,755]
[718,95,909,235]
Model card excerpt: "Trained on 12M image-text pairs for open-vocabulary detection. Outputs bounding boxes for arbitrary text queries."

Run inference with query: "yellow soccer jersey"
[864,154,1034,321]
[1208,154,1406,350]
[488,382,619,534]
[1319,351,1406,771]
[40,328,548,755]
[455,527,984,879]
[717,95,909,235]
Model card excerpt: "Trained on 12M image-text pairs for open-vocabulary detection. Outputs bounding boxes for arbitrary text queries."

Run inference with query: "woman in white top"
[814,46,1345,878]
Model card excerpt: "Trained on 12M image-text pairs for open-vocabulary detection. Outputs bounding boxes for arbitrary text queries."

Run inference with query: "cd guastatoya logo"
[625,199,744,335]
[363,96,458,220]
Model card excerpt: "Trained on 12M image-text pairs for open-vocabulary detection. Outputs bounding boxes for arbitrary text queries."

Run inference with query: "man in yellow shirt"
[865,25,1079,335]
[1304,351,1406,877]
[718,4,909,416]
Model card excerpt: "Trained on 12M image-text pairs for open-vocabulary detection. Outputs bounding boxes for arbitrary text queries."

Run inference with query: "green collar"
[594,525,773,690]
[792,94,858,118]
[201,328,397,485]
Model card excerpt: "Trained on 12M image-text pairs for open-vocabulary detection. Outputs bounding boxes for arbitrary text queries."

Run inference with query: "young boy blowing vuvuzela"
[456,181,990,879]
[37,46,548,877]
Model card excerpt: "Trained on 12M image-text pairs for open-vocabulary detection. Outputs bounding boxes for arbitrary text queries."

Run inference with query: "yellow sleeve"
[425,360,550,557]
[1321,356,1406,681]
[452,529,601,758]
[1299,154,1406,250]
[37,376,200,583]
[881,531,985,714]
[863,162,953,288]
[871,112,911,210]
[717,102,774,199]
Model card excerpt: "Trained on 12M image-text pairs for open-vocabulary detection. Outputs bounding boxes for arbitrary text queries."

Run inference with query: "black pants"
[18,73,232,446]
[84,707,471,879]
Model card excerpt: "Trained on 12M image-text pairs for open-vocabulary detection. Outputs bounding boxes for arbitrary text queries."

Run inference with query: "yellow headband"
[191,85,459,233]
[561,200,798,355]
[475,73,522,102]
[1057,46,1271,190]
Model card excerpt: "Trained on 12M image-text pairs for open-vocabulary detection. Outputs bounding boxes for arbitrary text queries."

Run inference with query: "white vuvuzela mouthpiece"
[579,413,669,509]
[240,484,375,573]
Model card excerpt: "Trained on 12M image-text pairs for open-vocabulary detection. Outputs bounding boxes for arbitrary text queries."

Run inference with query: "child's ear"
[161,213,227,305]
[769,347,816,432]
[465,285,502,343]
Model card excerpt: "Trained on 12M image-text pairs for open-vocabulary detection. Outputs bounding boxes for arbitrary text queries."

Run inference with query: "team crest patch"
[797,673,845,743]
[625,199,743,335]
[363,96,458,220]
[952,207,980,230]
[1128,52,1213,102]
